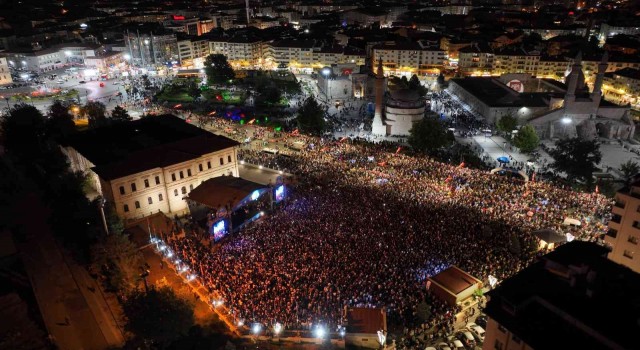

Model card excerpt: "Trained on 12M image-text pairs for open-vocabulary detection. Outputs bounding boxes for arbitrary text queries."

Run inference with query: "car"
[456,331,475,348]
[79,80,86,84]
[437,342,452,350]
[450,339,465,350]
[467,323,485,343]
[425,347,437,350]
[475,315,487,329]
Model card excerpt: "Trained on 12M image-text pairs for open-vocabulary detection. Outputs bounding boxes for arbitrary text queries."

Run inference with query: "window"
[207,161,211,169]
[155,176,160,185]
[119,186,125,195]
[131,183,137,192]
[174,189,178,196]
[148,197,153,205]
[158,193,163,201]
[135,201,140,209]
[199,164,203,172]
[179,171,184,179]
[190,184,193,190]
[607,228,618,238]
[228,155,232,163]
[220,158,224,165]
[624,250,634,259]
[171,173,176,181]
[634,221,640,229]
[124,204,129,212]
[494,340,503,350]
[181,186,187,194]
[144,179,150,188]
[187,169,192,177]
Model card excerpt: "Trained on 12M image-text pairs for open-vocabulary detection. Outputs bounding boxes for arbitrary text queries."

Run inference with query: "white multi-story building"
[209,35,265,68]
[0,56,12,86]
[372,42,446,76]
[61,115,240,220]
[177,37,210,67]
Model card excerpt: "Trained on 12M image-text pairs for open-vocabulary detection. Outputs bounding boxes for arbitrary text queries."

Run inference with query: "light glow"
[315,326,326,338]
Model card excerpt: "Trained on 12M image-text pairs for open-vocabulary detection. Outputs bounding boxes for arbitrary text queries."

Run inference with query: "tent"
[533,228,567,251]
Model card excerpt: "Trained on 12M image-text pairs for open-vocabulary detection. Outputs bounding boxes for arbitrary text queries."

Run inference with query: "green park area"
[155,82,246,104]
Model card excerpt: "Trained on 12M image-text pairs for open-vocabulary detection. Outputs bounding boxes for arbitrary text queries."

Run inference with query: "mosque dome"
[386,88,424,109]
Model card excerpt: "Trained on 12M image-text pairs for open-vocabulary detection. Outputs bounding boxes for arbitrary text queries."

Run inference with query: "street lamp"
[123,53,131,61]
[314,325,326,339]
[252,323,262,336]
[273,322,282,336]
[321,67,331,101]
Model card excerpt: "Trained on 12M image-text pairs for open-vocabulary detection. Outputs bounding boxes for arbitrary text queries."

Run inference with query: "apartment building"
[0,56,13,86]
[177,37,210,67]
[483,241,640,350]
[458,43,494,76]
[605,181,640,271]
[493,47,541,76]
[61,115,240,220]
[602,68,640,108]
[209,35,264,68]
[372,42,446,76]
[267,39,316,70]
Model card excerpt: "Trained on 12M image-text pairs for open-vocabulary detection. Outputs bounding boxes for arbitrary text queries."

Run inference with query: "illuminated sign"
[172,15,185,20]
[507,79,524,93]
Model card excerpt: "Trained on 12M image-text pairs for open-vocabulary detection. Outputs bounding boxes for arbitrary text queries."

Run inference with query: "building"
[458,43,495,76]
[371,59,425,136]
[372,42,446,77]
[344,307,387,349]
[493,47,541,76]
[177,37,210,68]
[426,266,482,307]
[448,53,635,139]
[210,34,265,69]
[267,39,316,71]
[60,115,240,220]
[124,30,178,67]
[482,241,640,350]
[602,68,640,109]
[605,181,640,272]
[84,51,126,74]
[0,56,12,86]
[342,8,389,27]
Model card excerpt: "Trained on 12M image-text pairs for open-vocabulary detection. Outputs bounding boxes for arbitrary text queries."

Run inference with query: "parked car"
[475,315,487,328]
[467,323,485,343]
[425,347,437,350]
[79,80,86,84]
[450,339,465,350]
[456,331,476,348]
[437,342,452,350]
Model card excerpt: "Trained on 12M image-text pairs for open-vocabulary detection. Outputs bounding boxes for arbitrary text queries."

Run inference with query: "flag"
[248,119,255,125]
[291,129,299,136]
[457,161,465,168]
[595,185,599,194]
[395,146,402,154]
[208,110,217,116]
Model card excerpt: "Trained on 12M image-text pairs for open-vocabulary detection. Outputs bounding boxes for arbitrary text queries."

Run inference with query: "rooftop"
[451,77,550,108]
[62,115,239,181]
[429,266,481,294]
[187,176,265,210]
[345,307,386,334]
[485,241,640,350]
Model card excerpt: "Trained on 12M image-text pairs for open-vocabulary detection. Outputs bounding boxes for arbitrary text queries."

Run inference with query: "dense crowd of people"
[167,130,611,340]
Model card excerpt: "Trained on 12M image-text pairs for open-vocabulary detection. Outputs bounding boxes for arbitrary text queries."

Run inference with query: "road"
[14,193,125,350]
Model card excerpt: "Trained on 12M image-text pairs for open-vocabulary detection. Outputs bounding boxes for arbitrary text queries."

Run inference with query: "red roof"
[346,307,386,334]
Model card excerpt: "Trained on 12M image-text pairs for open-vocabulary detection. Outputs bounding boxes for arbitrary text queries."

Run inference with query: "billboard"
[507,79,524,93]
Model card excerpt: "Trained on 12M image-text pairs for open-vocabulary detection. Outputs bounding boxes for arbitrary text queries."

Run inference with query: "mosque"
[372,59,426,136]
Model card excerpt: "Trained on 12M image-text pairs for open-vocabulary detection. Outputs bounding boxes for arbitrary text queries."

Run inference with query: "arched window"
[134,201,140,209]
[124,204,129,212]
[148,197,153,205]
[174,189,178,196]
[181,186,187,194]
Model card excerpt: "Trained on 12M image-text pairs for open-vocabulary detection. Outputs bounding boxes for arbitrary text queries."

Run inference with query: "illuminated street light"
[315,325,326,338]
[274,322,282,335]
[64,50,72,57]
[561,117,572,124]
[237,319,244,327]
[123,53,131,60]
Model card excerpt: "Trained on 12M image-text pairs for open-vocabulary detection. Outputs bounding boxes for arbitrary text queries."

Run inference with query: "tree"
[46,100,77,140]
[513,125,539,153]
[297,97,325,135]
[548,138,602,184]
[496,114,518,138]
[123,287,194,347]
[619,160,640,182]
[408,116,454,155]
[187,81,201,101]
[409,74,427,96]
[257,86,282,106]
[82,101,107,128]
[111,106,132,123]
[204,54,235,85]
[436,73,446,88]
[1,103,47,158]
[91,230,143,294]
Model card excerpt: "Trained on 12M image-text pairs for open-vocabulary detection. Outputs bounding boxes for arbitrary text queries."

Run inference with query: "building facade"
[372,42,446,77]
[177,37,210,67]
[61,115,240,220]
[125,31,179,67]
[0,56,12,85]
[605,182,640,272]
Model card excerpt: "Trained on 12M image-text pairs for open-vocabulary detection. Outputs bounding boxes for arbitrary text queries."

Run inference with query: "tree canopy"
[123,287,194,347]
[496,114,518,138]
[296,97,326,135]
[1,103,47,158]
[548,138,602,184]
[408,116,454,155]
[91,228,143,294]
[46,100,77,140]
[408,74,428,97]
[186,80,201,101]
[204,54,235,85]
[513,125,539,153]
[619,160,640,183]
[111,106,132,123]
[82,101,108,128]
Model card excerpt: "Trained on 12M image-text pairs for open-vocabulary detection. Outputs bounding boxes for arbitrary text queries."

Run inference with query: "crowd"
[166,130,610,341]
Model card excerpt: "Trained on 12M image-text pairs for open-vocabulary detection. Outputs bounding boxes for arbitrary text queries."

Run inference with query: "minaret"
[245,0,251,25]
[564,51,582,104]
[591,51,608,106]
[372,58,387,136]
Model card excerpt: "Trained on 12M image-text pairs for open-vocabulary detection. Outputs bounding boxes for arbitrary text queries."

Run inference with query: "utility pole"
[99,198,109,235]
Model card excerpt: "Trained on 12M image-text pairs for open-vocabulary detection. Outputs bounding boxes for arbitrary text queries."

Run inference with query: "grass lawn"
[156,91,194,103]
